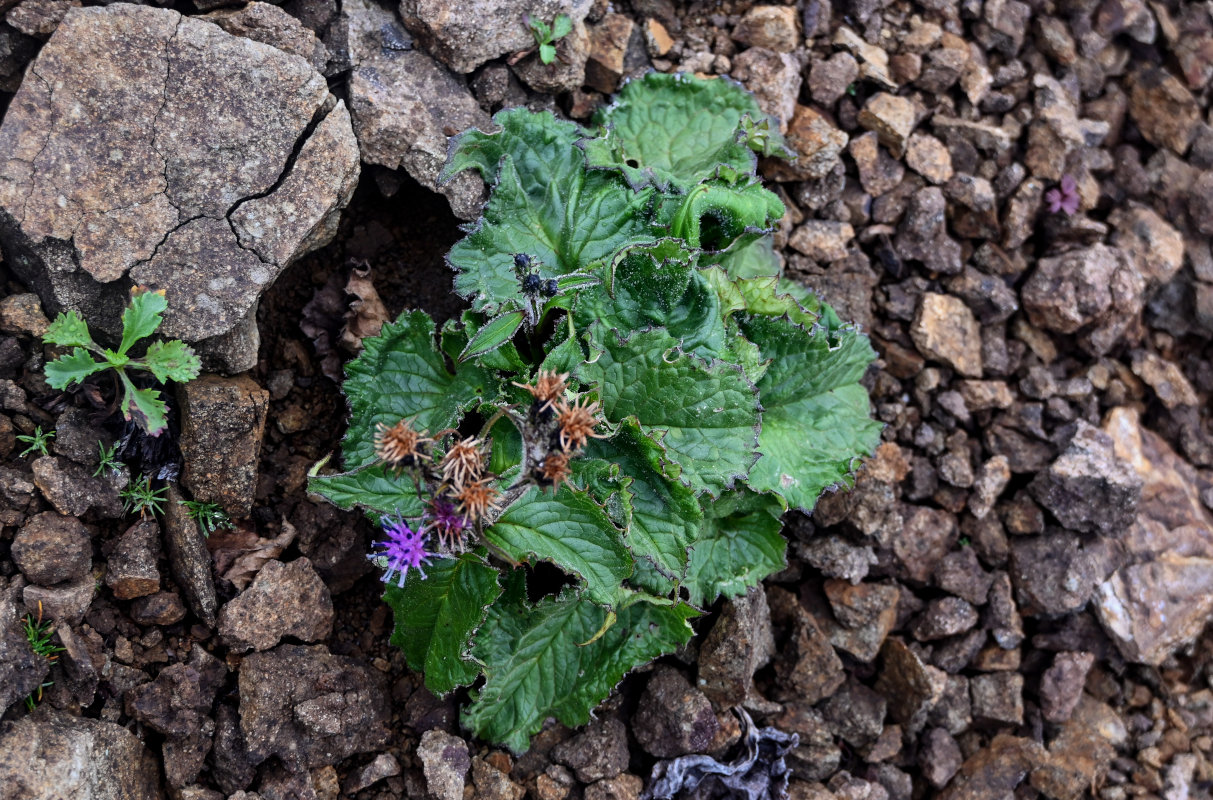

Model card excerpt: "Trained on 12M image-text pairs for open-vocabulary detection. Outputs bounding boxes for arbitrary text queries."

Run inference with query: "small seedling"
[121,475,167,517]
[16,426,54,457]
[181,499,232,537]
[42,288,201,436]
[526,13,572,64]
[94,441,122,477]
[22,603,63,710]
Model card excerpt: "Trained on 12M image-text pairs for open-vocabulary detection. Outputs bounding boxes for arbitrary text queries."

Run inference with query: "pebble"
[904,133,953,184]
[910,293,983,377]
[418,730,471,800]
[12,511,92,586]
[218,558,334,653]
[697,586,774,707]
[105,518,162,600]
[633,666,719,758]
[130,591,187,626]
[1039,651,1096,724]
[551,717,629,783]
[1027,420,1142,536]
[731,5,799,52]
[858,93,918,158]
[970,671,1025,725]
[789,220,854,263]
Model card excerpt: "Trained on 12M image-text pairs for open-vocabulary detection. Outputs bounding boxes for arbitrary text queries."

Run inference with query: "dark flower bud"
[514,253,533,271]
[541,278,559,297]
[521,272,542,294]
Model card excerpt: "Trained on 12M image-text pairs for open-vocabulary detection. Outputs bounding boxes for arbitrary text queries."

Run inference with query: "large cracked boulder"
[344,0,489,220]
[0,4,360,373]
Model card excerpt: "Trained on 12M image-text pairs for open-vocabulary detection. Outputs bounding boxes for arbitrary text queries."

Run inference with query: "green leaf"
[44,348,106,389]
[667,180,784,252]
[342,311,496,469]
[43,311,97,350]
[550,13,572,39]
[460,311,525,361]
[701,268,821,327]
[119,290,167,356]
[464,591,697,753]
[139,339,202,383]
[528,16,551,41]
[684,490,786,606]
[539,42,556,64]
[485,485,633,607]
[711,233,782,279]
[584,419,702,593]
[384,550,502,696]
[118,372,169,435]
[308,463,425,518]
[443,109,659,313]
[740,314,883,511]
[585,72,790,191]
[584,327,759,497]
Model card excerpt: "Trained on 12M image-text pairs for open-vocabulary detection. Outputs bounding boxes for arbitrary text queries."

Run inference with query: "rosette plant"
[310,73,882,753]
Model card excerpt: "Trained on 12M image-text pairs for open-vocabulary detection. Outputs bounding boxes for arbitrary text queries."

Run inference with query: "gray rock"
[731,47,801,134]
[584,13,633,94]
[105,519,161,600]
[178,374,268,518]
[126,645,226,786]
[31,456,122,518]
[130,591,187,626]
[910,597,979,641]
[51,407,110,470]
[1020,244,1145,357]
[892,505,958,584]
[819,678,887,748]
[1038,651,1095,724]
[399,0,592,74]
[551,717,628,783]
[933,547,993,605]
[895,189,963,275]
[820,579,899,662]
[874,638,945,732]
[0,709,162,800]
[238,643,390,770]
[765,104,848,182]
[345,0,489,220]
[1009,532,1119,616]
[1093,407,1213,665]
[633,666,718,758]
[796,534,876,584]
[417,730,471,800]
[21,570,94,626]
[204,1,329,73]
[809,52,859,107]
[697,585,774,707]
[11,511,91,586]
[919,728,963,789]
[0,587,49,714]
[342,753,402,795]
[970,671,1023,725]
[770,589,846,705]
[0,5,359,374]
[219,558,334,652]
[1028,420,1142,536]
[163,485,217,627]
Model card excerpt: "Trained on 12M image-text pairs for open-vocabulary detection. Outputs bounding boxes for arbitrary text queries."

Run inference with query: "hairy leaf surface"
[684,490,785,606]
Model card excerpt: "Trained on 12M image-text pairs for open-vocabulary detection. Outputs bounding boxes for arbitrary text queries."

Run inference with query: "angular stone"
[633,666,718,758]
[178,374,268,518]
[697,586,774,707]
[911,597,979,641]
[809,52,858,107]
[22,575,94,626]
[848,132,904,197]
[920,728,963,789]
[1108,205,1185,286]
[163,485,218,628]
[934,548,993,605]
[31,456,122,518]
[12,511,91,586]
[1039,651,1095,724]
[970,671,1023,725]
[585,13,633,94]
[0,709,161,800]
[399,0,592,74]
[1021,244,1145,356]
[893,505,957,584]
[1029,420,1142,536]
[0,5,358,373]
[105,519,161,600]
[204,1,328,72]
[731,48,801,133]
[858,93,917,158]
[905,133,952,184]
[130,591,187,626]
[895,188,963,275]
[1127,66,1200,154]
[239,643,390,770]
[512,18,589,94]
[1093,407,1213,664]
[820,580,898,662]
[732,5,799,52]
[219,558,333,652]
[764,104,848,182]
[345,0,489,220]
[1010,532,1118,617]
[0,589,49,714]
[1129,350,1198,409]
[940,735,1044,800]
[910,293,982,377]
[819,678,887,748]
[417,730,471,800]
[789,220,853,263]
[772,594,846,704]
[551,717,628,783]
[875,637,945,731]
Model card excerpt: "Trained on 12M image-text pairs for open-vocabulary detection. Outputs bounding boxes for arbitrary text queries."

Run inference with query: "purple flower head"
[426,495,469,553]
[1045,174,1080,216]
[368,515,433,587]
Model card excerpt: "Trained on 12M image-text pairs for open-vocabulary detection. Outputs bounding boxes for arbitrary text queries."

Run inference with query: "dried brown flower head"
[454,478,501,523]
[555,397,607,452]
[538,450,572,494]
[374,418,432,468]
[513,369,570,413]
[440,436,485,489]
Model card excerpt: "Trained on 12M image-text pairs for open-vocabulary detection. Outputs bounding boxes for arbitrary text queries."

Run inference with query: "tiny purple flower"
[1045,174,1080,216]
[368,516,433,587]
